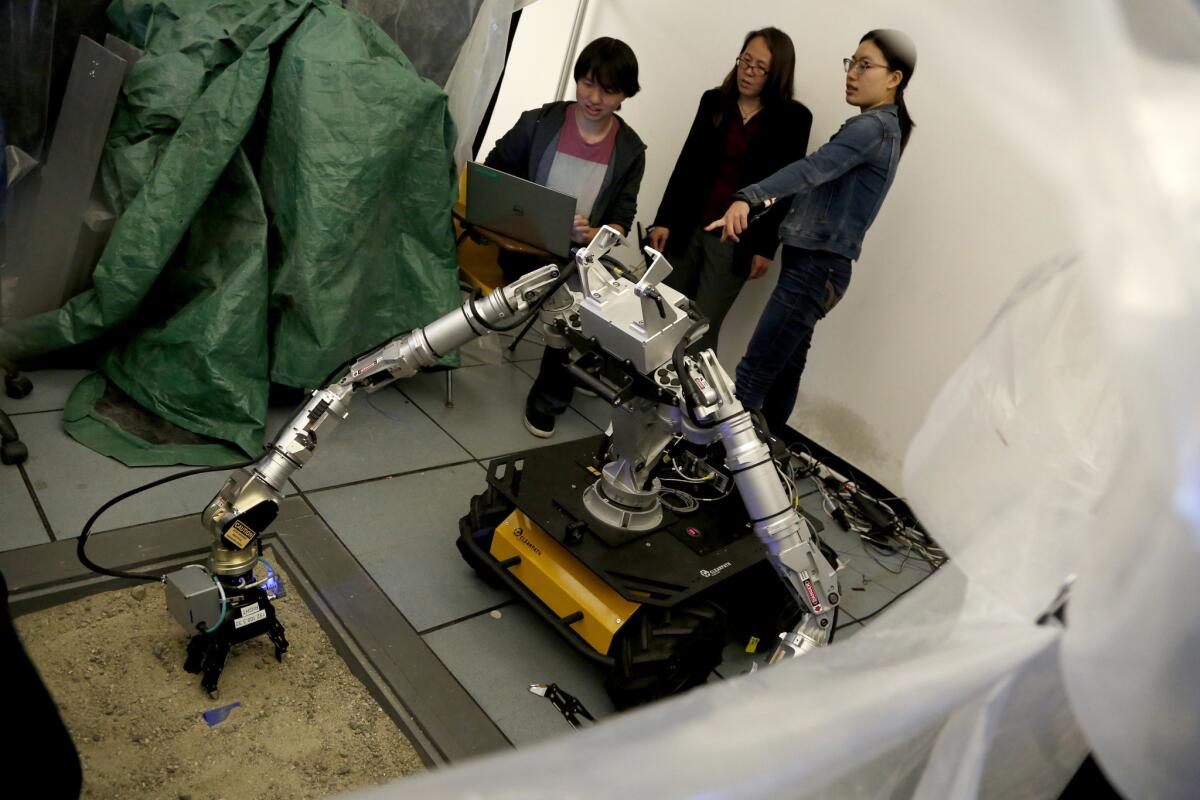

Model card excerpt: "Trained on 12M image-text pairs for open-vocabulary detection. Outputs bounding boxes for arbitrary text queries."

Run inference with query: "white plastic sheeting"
[344,0,487,86]
[442,0,515,170]
[347,1,1200,797]
[346,0,522,169]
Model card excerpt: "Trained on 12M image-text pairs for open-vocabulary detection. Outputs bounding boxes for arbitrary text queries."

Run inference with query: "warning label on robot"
[224,519,255,550]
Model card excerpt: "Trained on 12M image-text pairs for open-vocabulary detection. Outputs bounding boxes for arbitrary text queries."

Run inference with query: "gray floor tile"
[17,411,232,538]
[275,389,472,492]
[794,487,936,595]
[797,490,851,546]
[570,392,615,431]
[491,329,545,363]
[848,542,938,594]
[835,565,898,619]
[305,463,512,632]
[0,369,92,415]
[423,603,616,747]
[834,619,865,641]
[456,349,486,367]
[0,466,51,551]
[458,334,510,367]
[399,365,600,460]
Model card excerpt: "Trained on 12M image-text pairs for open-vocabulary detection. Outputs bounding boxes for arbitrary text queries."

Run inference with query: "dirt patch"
[14,554,424,799]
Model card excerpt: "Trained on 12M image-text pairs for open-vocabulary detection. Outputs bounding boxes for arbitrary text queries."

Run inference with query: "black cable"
[848,572,932,625]
[671,313,712,427]
[76,459,256,582]
[471,261,577,334]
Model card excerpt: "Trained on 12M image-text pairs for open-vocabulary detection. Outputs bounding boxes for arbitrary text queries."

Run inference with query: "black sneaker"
[523,407,555,438]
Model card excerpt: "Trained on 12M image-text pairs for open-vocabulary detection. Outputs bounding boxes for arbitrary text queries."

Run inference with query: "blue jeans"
[735,247,852,433]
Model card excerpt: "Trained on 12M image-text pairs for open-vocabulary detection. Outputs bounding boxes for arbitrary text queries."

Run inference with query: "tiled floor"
[0,328,936,746]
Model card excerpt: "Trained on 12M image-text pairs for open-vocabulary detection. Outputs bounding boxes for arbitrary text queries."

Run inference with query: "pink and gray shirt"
[543,105,619,220]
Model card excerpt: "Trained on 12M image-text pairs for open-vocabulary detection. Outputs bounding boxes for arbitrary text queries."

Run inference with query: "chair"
[453,169,508,297]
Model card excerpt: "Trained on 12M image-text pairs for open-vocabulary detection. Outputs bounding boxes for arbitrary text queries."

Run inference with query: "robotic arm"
[564,228,841,658]
[683,349,840,658]
[186,226,835,685]
[165,263,563,695]
[199,265,564,576]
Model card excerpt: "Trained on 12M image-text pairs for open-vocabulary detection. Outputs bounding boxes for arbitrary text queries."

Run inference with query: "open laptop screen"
[465,163,576,258]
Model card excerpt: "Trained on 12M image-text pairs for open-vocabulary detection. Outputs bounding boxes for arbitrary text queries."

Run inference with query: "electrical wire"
[656,446,736,510]
[658,486,699,513]
[784,444,949,579]
[236,557,275,590]
[199,575,228,634]
[76,459,257,583]
[849,575,929,625]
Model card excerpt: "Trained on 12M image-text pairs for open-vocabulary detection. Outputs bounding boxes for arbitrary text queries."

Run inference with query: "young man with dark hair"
[484,37,646,438]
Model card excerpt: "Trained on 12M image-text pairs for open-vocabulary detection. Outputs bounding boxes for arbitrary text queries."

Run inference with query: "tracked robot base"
[456,227,840,709]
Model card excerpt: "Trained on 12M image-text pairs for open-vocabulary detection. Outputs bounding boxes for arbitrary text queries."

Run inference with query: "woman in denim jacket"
[707,29,917,433]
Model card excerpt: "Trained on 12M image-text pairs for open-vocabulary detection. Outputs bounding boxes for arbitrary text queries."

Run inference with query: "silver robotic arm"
[683,350,840,658]
[566,227,841,660]
[198,225,837,665]
[200,265,563,576]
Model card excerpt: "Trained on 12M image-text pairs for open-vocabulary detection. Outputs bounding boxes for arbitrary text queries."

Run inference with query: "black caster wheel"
[1,440,28,466]
[4,374,32,399]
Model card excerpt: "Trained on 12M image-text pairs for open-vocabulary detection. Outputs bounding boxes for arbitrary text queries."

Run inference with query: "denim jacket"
[735,104,901,261]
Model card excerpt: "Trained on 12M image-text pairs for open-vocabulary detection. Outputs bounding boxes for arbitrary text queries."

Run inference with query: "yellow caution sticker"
[745,636,760,654]
[586,465,601,477]
[223,520,255,550]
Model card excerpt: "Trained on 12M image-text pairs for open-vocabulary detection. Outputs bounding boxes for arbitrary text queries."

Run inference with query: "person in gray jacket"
[484,37,646,438]
[485,37,646,281]
[707,29,917,434]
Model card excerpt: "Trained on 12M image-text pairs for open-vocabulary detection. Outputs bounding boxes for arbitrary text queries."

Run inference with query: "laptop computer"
[465,162,576,258]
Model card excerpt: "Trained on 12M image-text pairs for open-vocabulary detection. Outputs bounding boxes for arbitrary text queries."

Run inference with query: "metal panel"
[8,36,125,319]
[103,33,143,75]
[58,35,144,301]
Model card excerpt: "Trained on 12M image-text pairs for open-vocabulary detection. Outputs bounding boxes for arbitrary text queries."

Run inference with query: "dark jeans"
[735,247,852,433]
[526,344,575,419]
[663,227,746,354]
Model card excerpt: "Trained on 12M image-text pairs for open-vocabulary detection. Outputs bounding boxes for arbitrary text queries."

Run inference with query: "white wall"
[485,0,1076,491]
[479,0,580,161]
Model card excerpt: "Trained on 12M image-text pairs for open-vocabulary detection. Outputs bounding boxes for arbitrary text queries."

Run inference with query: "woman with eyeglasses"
[706,29,917,434]
[648,28,812,354]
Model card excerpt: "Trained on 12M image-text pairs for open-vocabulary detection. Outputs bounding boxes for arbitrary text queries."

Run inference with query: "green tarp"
[0,0,460,464]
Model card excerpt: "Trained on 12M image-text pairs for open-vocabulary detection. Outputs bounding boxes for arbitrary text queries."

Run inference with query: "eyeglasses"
[843,57,890,76]
[736,55,770,77]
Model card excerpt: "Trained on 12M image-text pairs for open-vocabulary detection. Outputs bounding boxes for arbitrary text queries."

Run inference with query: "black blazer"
[653,89,812,273]
[484,101,647,233]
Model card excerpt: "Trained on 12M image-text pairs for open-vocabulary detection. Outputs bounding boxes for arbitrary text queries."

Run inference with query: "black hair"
[573,37,640,98]
[860,29,917,151]
[719,27,796,107]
